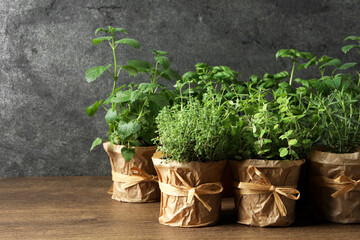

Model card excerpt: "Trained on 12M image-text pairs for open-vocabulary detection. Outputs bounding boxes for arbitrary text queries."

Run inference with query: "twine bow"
[111,166,158,189]
[234,165,300,217]
[313,175,360,198]
[158,169,223,212]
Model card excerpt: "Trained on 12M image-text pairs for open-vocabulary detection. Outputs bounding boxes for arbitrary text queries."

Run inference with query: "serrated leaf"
[324,76,341,89]
[164,68,181,80]
[273,71,289,80]
[115,38,140,49]
[155,56,170,69]
[152,50,168,55]
[95,28,110,35]
[288,139,298,146]
[117,121,141,140]
[121,65,138,77]
[93,36,112,45]
[344,36,360,41]
[114,28,128,34]
[121,147,135,162]
[85,100,102,117]
[337,62,357,70]
[86,64,112,82]
[105,109,117,125]
[341,45,358,54]
[138,83,160,93]
[279,147,289,157]
[90,137,102,151]
[130,90,143,102]
[320,59,341,69]
[149,93,169,108]
[112,92,131,103]
[127,60,152,72]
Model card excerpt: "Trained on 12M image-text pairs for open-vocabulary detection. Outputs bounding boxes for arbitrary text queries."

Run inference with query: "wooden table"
[0,176,359,239]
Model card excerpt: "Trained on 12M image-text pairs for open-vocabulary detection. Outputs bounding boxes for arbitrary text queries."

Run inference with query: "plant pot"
[309,149,360,223]
[103,142,160,203]
[230,159,304,227]
[152,152,227,227]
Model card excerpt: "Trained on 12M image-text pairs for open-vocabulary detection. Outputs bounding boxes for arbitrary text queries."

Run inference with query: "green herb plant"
[174,63,240,104]
[154,65,237,162]
[85,26,180,161]
[304,36,360,153]
[231,49,321,160]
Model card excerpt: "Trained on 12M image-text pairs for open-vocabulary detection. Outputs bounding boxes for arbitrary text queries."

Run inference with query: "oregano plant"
[85,26,180,161]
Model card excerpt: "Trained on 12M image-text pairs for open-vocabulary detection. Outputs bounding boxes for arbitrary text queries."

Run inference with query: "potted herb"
[151,64,238,227]
[306,36,360,223]
[229,50,319,227]
[85,26,180,202]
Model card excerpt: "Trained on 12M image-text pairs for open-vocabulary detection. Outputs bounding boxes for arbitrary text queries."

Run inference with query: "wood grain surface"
[0,176,359,240]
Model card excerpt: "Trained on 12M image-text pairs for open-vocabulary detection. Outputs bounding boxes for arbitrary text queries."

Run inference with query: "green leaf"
[85,100,102,117]
[86,64,112,82]
[320,59,341,69]
[92,36,112,45]
[288,139,298,146]
[112,91,131,103]
[273,71,289,80]
[155,56,170,69]
[138,83,160,93]
[95,28,110,35]
[127,60,152,72]
[130,90,143,102]
[291,150,299,160]
[117,121,141,140]
[114,28,128,34]
[105,109,117,125]
[120,65,138,77]
[115,38,140,49]
[337,62,357,70]
[164,68,181,80]
[341,45,358,54]
[279,147,289,157]
[152,50,168,55]
[90,137,102,151]
[344,36,360,41]
[121,147,135,162]
[324,76,341,89]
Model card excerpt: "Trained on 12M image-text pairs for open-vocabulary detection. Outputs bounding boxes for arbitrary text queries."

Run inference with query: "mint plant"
[85,26,180,161]
[174,62,240,104]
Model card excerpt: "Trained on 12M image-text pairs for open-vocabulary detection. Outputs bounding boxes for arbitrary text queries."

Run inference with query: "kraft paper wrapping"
[103,142,160,203]
[309,149,360,223]
[230,159,304,227]
[152,154,227,227]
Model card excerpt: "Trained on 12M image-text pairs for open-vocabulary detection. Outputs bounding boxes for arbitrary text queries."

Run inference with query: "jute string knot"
[234,165,300,217]
[313,175,360,198]
[158,169,223,212]
[111,166,159,189]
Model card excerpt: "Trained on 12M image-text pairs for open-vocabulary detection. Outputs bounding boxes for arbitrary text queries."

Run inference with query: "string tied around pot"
[158,169,223,212]
[233,165,300,217]
[110,166,159,192]
[312,175,360,198]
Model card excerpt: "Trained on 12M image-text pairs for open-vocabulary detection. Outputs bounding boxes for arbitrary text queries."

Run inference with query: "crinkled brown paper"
[152,154,227,227]
[309,149,360,223]
[230,159,304,227]
[103,142,160,203]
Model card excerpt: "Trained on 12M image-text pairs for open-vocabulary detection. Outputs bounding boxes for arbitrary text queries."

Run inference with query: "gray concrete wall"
[1,0,359,177]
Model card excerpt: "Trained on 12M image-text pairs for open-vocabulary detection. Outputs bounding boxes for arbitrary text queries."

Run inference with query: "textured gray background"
[1,0,359,177]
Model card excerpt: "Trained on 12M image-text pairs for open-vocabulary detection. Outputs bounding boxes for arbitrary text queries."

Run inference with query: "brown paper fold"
[103,142,160,203]
[152,155,227,227]
[230,159,304,227]
[309,149,360,223]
